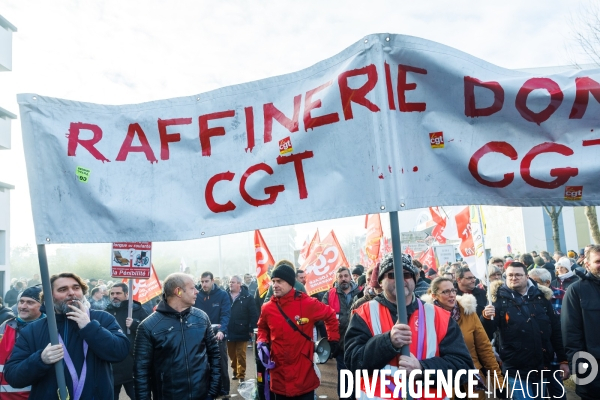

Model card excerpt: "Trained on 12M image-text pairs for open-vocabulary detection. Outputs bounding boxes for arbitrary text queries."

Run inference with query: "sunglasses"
[386,272,413,280]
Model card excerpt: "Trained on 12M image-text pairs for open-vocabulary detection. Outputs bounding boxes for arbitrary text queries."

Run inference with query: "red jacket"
[257,289,339,397]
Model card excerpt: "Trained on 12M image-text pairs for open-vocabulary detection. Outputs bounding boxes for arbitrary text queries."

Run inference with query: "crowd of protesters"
[0,243,597,399]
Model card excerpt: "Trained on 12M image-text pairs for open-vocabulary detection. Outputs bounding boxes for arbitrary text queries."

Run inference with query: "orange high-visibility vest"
[0,324,31,399]
[353,299,450,400]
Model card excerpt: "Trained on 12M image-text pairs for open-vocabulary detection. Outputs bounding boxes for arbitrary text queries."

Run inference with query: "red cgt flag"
[455,207,475,258]
[123,264,162,304]
[365,214,383,267]
[404,246,415,258]
[302,230,349,295]
[418,247,436,271]
[254,230,275,297]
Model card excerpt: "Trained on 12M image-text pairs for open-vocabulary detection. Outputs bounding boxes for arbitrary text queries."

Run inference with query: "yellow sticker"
[76,166,91,183]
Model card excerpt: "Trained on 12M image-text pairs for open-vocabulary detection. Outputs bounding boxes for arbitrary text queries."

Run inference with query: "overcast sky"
[0,0,594,250]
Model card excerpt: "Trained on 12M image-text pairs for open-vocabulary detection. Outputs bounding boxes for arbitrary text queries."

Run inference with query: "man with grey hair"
[226,274,258,382]
[134,273,221,399]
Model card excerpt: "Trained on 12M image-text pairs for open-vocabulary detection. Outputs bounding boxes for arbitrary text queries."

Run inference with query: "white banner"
[18,34,600,244]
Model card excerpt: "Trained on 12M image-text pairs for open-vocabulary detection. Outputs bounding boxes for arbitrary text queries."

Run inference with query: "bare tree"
[585,206,600,244]
[570,1,600,66]
[543,206,563,252]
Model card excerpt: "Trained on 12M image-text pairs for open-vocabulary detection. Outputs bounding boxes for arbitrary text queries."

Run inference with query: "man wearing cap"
[257,260,340,400]
[345,253,473,399]
[0,286,45,399]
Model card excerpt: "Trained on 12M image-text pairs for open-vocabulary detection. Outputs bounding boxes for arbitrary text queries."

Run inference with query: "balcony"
[0,15,17,72]
[0,106,16,150]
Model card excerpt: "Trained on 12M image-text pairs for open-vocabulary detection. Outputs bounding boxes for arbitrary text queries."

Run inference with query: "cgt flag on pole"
[123,264,162,304]
[254,230,275,297]
[302,230,349,295]
[365,214,383,268]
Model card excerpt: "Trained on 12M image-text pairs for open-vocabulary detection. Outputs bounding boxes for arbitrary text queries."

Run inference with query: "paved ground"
[120,346,582,399]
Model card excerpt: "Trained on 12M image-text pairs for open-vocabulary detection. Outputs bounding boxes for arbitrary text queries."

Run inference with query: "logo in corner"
[429,132,444,149]
[564,186,583,201]
[572,351,599,385]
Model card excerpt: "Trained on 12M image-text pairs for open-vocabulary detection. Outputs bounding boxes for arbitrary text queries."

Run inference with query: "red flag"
[404,246,415,258]
[455,207,475,258]
[365,214,383,267]
[123,264,162,304]
[383,237,392,254]
[302,230,349,295]
[418,247,436,271]
[429,207,447,228]
[431,223,447,244]
[254,230,275,297]
[297,234,311,264]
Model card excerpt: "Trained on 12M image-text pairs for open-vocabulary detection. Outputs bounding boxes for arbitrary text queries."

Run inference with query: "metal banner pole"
[127,279,133,334]
[37,244,69,400]
[389,211,412,400]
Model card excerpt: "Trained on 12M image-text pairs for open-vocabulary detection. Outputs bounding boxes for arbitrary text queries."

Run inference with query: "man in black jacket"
[134,273,220,400]
[226,275,258,382]
[323,266,361,399]
[482,262,569,399]
[455,266,487,316]
[345,253,473,399]
[105,282,149,399]
[561,244,600,400]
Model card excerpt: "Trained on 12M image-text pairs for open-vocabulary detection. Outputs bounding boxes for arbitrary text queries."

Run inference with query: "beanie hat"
[555,257,573,271]
[21,285,42,303]
[426,268,437,277]
[567,250,577,259]
[378,253,417,283]
[271,261,296,287]
[352,266,363,276]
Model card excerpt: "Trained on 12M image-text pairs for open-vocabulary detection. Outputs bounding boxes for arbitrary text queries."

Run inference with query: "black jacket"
[226,285,258,341]
[0,305,14,325]
[344,294,474,383]
[561,271,600,398]
[5,310,129,399]
[323,282,361,347]
[455,285,487,317]
[105,300,149,385]
[194,283,231,335]
[481,280,567,378]
[134,301,221,400]
[3,288,19,307]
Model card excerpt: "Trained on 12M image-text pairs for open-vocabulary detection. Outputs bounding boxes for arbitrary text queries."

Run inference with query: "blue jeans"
[507,375,547,400]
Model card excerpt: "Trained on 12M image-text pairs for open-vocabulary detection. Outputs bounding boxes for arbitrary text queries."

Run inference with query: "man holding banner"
[4,272,130,400]
[345,253,473,399]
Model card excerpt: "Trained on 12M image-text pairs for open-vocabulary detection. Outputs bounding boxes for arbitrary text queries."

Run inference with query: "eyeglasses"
[506,273,525,279]
[385,272,413,280]
[438,288,457,296]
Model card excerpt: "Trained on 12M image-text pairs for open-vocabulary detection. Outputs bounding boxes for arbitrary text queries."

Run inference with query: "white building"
[0,15,17,297]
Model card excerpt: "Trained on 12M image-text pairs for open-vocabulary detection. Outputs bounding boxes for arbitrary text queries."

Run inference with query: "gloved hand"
[329,341,340,359]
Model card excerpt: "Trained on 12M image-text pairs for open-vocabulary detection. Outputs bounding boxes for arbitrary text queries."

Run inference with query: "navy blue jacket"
[226,285,258,341]
[4,310,130,399]
[194,283,231,335]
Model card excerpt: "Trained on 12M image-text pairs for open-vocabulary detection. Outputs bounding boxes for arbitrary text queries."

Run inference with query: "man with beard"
[0,285,45,399]
[562,244,600,400]
[105,282,149,399]
[4,272,129,399]
[323,266,360,400]
[345,253,473,399]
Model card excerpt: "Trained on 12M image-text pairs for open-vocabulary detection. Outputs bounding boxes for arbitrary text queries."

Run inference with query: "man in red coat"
[257,260,340,400]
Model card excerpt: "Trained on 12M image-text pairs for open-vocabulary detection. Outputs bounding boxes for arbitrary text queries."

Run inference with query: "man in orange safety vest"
[345,253,474,399]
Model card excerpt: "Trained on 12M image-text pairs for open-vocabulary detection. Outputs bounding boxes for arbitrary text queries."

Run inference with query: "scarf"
[558,270,575,281]
[434,300,460,321]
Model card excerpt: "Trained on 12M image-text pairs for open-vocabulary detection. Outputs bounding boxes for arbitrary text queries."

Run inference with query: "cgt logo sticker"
[429,132,444,148]
[564,185,583,201]
[279,136,293,155]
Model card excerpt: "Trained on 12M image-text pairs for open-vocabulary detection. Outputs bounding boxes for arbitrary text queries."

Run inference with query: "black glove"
[329,341,340,359]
